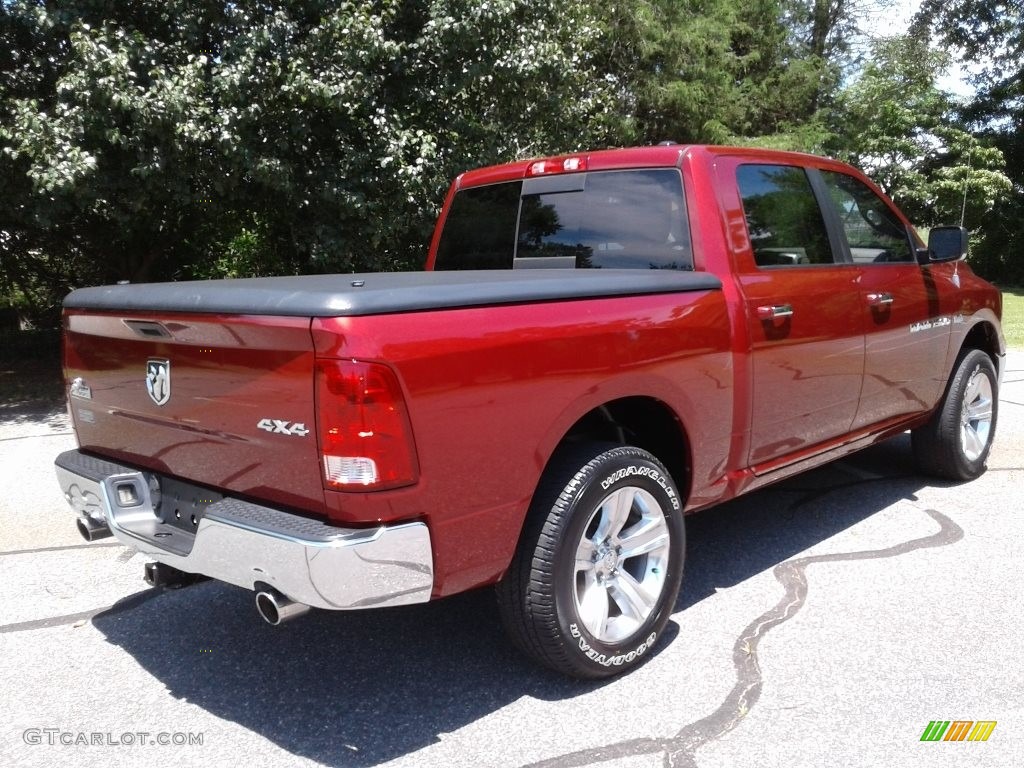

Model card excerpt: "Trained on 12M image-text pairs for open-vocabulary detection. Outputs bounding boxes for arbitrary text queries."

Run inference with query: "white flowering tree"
[0,1,622,323]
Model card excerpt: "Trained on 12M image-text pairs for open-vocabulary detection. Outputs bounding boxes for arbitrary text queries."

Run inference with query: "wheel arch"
[539,395,693,510]
[959,317,1003,375]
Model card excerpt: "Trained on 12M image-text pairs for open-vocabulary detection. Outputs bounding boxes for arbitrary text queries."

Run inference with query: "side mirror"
[919,226,968,264]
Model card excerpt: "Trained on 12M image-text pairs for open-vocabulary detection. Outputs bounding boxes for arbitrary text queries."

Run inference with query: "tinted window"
[736,165,834,267]
[434,181,522,270]
[821,171,913,264]
[517,169,691,270]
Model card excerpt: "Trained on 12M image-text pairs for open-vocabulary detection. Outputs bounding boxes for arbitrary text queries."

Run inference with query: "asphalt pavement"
[1,352,1021,768]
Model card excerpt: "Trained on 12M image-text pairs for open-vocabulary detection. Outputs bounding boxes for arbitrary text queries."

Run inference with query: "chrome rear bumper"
[54,449,433,609]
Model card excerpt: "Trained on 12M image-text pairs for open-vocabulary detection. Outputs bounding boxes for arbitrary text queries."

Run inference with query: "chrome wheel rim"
[573,486,671,644]
[960,368,994,462]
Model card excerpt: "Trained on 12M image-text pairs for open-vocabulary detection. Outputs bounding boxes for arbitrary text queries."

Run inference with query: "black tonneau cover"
[63,269,722,317]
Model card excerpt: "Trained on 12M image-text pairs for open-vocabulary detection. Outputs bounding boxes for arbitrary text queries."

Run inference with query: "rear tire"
[912,348,998,481]
[496,444,685,679]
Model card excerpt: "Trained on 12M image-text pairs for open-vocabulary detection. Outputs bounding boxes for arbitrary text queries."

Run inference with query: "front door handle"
[756,304,794,320]
[866,292,894,307]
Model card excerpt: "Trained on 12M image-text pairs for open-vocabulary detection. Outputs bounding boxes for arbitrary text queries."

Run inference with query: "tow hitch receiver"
[143,562,207,589]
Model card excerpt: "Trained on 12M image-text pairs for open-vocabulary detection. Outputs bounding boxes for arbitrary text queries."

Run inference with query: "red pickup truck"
[54,145,1004,678]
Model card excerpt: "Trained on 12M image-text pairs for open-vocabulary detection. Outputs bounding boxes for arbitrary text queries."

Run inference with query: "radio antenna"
[960,154,972,227]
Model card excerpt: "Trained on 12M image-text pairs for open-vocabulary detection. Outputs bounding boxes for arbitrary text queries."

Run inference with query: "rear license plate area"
[154,477,223,534]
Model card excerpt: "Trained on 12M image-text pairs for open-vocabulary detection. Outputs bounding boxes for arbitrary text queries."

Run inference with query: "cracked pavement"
[1,351,1021,768]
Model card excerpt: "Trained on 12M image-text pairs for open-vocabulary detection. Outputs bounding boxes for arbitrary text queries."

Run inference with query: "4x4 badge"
[146,359,171,405]
[257,418,309,437]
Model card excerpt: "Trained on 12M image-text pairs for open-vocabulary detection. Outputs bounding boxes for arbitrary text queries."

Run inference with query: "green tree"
[829,35,1011,246]
[783,1,859,108]
[914,0,1024,282]
[599,1,867,152]
[596,1,821,145]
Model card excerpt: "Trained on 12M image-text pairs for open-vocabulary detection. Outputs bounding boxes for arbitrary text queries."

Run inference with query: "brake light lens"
[315,359,418,491]
[526,156,587,176]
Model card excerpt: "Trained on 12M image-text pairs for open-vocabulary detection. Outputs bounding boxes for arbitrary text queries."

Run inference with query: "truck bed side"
[312,289,732,597]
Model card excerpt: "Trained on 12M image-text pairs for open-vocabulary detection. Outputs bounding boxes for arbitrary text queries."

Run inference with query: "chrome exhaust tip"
[76,515,112,542]
[255,588,310,626]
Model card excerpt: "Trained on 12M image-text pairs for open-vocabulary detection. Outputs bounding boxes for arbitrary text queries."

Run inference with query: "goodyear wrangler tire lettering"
[569,624,658,667]
[496,444,686,679]
[600,466,680,510]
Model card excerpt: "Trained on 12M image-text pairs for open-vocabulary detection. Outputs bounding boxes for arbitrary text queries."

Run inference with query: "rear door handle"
[866,292,894,307]
[756,304,794,320]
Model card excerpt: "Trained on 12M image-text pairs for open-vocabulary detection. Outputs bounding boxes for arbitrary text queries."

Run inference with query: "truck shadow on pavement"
[679,433,937,611]
[92,434,948,767]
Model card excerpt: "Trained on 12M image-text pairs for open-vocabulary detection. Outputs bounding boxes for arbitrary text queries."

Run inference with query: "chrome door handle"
[866,292,894,307]
[756,304,794,320]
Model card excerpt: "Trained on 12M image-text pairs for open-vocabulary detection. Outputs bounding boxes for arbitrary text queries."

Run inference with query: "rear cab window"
[434,169,692,271]
[432,182,521,270]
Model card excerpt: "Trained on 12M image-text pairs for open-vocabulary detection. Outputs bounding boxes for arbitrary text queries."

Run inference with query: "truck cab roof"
[455,144,834,189]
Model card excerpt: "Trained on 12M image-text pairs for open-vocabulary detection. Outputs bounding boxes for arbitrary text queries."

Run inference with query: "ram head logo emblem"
[146,359,171,406]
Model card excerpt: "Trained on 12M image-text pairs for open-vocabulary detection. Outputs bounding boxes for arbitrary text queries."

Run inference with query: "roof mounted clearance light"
[526,156,588,176]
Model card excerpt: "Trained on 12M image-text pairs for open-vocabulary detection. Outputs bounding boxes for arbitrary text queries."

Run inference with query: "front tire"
[496,444,685,679]
[912,348,998,481]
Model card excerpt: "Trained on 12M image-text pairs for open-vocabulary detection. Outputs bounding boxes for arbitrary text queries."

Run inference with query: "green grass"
[1002,287,1024,350]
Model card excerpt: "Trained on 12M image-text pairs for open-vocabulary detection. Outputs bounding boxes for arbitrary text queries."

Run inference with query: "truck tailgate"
[62,310,325,514]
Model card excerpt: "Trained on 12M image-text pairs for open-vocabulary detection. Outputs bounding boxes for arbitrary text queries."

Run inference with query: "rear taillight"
[315,359,418,491]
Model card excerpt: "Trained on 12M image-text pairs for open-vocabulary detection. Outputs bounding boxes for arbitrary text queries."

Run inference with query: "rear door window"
[736,164,835,267]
